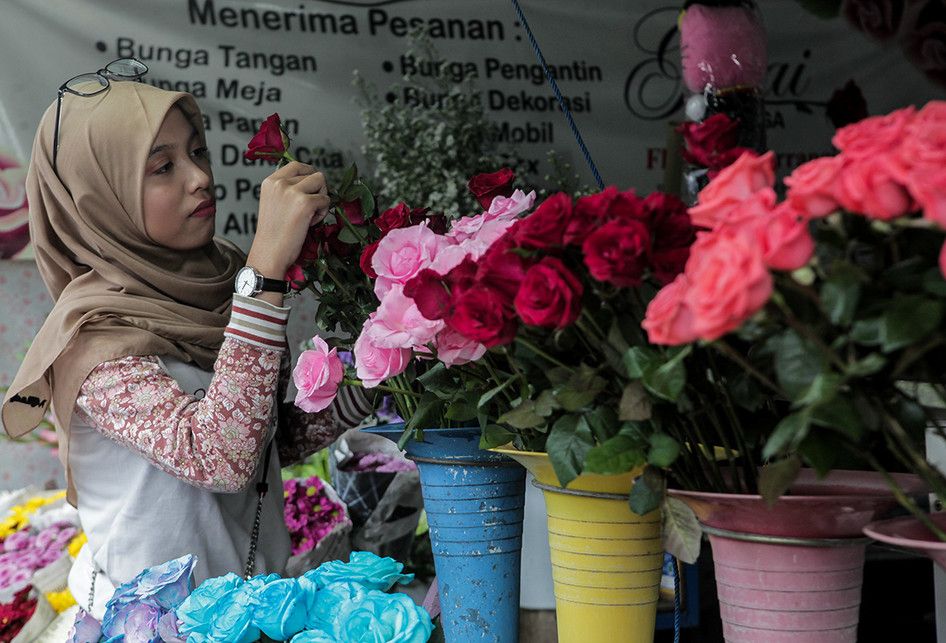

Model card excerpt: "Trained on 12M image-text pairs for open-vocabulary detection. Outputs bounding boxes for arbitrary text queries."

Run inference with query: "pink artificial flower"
[757,203,816,271]
[354,317,412,388]
[292,336,344,413]
[909,165,946,227]
[372,223,449,299]
[434,328,487,367]
[687,151,775,229]
[784,155,845,219]
[684,229,773,341]
[642,275,698,346]
[447,190,534,244]
[367,284,445,350]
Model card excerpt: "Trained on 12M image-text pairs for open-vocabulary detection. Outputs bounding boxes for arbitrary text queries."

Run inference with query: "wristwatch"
[234,266,291,297]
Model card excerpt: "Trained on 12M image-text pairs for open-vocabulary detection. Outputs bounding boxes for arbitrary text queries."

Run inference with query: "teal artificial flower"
[303,551,414,591]
[314,588,434,643]
[177,572,259,643]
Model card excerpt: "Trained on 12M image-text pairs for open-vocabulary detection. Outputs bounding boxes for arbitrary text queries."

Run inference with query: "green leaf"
[794,372,841,407]
[353,182,375,219]
[405,392,443,432]
[810,395,865,441]
[554,365,606,411]
[845,354,886,377]
[623,347,656,379]
[662,497,701,564]
[478,377,519,409]
[498,399,545,430]
[642,346,691,402]
[880,296,944,352]
[851,318,883,346]
[773,331,825,399]
[759,456,802,506]
[336,163,357,195]
[546,414,595,487]
[730,371,764,412]
[584,434,647,475]
[584,406,620,443]
[336,225,364,245]
[418,363,456,400]
[647,433,681,468]
[619,381,653,421]
[762,411,810,459]
[798,433,841,476]
[821,268,862,326]
[628,465,665,516]
[479,424,516,449]
[445,394,478,422]
[922,268,946,297]
[546,367,573,387]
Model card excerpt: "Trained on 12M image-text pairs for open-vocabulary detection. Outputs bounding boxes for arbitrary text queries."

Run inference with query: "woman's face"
[141,106,216,250]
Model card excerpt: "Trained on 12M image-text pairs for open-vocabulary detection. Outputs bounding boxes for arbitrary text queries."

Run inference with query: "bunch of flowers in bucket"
[643,100,946,536]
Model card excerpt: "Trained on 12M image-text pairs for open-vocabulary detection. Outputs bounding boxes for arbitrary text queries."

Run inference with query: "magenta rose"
[512,192,572,249]
[354,318,412,388]
[468,168,516,210]
[688,151,775,229]
[293,336,344,413]
[642,275,698,346]
[244,113,288,161]
[514,257,584,329]
[582,218,651,287]
[447,287,518,348]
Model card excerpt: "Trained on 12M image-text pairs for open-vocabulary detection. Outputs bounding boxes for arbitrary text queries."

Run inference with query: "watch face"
[235,267,257,296]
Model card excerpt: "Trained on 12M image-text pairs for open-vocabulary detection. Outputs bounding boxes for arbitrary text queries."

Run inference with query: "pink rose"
[293,336,344,413]
[435,328,487,367]
[940,242,946,281]
[835,155,915,220]
[367,284,445,350]
[354,317,412,388]
[642,275,698,346]
[0,153,29,259]
[372,223,449,299]
[688,151,775,229]
[486,189,536,218]
[784,155,845,218]
[832,106,916,158]
[909,165,946,227]
[756,203,815,271]
[684,230,773,341]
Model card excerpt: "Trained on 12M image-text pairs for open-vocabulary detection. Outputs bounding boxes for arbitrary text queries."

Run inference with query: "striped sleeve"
[225,293,291,352]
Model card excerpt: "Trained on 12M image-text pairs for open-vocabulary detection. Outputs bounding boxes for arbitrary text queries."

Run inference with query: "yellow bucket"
[492,448,662,643]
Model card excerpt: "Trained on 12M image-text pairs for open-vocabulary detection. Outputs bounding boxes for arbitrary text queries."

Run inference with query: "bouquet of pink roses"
[643,100,946,536]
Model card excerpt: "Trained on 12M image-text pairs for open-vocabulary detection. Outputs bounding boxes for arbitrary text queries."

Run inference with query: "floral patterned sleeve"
[75,294,291,493]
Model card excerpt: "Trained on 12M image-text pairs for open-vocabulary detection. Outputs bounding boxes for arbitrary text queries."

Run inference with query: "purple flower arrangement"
[0,522,76,598]
[283,477,349,556]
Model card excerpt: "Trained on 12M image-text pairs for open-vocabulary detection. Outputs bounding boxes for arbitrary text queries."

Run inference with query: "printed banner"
[0,0,942,257]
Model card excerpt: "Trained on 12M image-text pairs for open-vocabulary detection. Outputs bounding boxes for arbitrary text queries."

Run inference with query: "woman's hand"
[246,161,330,279]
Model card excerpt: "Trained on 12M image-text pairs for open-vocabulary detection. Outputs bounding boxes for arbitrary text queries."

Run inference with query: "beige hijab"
[2,81,244,503]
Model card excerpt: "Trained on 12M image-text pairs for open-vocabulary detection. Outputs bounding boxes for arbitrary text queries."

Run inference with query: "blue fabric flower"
[290,631,335,643]
[304,581,369,633]
[252,577,308,640]
[315,588,434,643]
[176,572,246,639]
[304,551,414,591]
[207,585,260,643]
[66,609,102,643]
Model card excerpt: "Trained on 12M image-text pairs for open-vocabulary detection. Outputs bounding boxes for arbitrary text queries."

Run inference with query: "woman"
[1,65,367,619]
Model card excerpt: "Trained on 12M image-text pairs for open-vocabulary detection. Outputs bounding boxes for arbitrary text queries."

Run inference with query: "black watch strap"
[259,275,291,294]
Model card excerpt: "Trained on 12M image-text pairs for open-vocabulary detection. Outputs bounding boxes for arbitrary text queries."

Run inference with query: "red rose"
[404,268,452,320]
[567,187,618,245]
[582,219,651,287]
[679,113,742,168]
[447,287,518,348]
[244,113,288,161]
[512,192,572,249]
[360,240,380,278]
[468,168,516,210]
[514,257,584,329]
[340,199,365,225]
[646,193,695,285]
[425,212,449,234]
[477,233,533,301]
[285,263,306,289]
[375,203,431,234]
